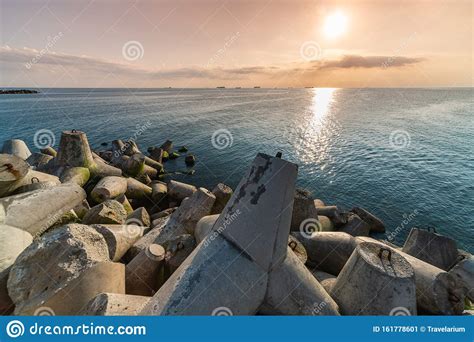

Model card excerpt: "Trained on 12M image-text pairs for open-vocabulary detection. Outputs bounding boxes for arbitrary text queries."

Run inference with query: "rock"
[288,234,307,264]
[82,200,127,225]
[8,224,113,314]
[40,146,57,157]
[339,213,370,237]
[331,242,417,315]
[124,216,170,262]
[290,188,318,232]
[351,207,385,233]
[2,139,31,160]
[126,244,165,296]
[0,154,30,197]
[0,267,14,314]
[151,181,167,202]
[194,214,219,243]
[160,140,173,153]
[184,154,195,166]
[26,152,53,169]
[402,227,459,271]
[127,207,151,228]
[152,188,215,245]
[60,167,90,187]
[126,177,152,200]
[148,147,163,163]
[92,224,145,261]
[210,183,233,214]
[0,183,86,236]
[261,248,340,315]
[163,234,196,276]
[167,180,197,202]
[81,293,150,316]
[91,176,127,203]
[178,146,188,153]
[168,152,180,160]
[0,224,33,272]
[143,156,163,172]
[316,206,346,227]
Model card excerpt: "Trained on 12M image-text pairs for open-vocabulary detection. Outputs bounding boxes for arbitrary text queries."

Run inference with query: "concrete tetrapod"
[0,154,32,197]
[55,130,96,170]
[330,242,417,315]
[91,176,128,203]
[81,293,150,316]
[92,224,145,261]
[0,183,86,236]
[0,224,33,272]
[141,153,300,315]
[210,183,233,214]
[1,139,31,160]
[167,180,197,202]
[402,227,459,271]
[290,188,318,231]
[449,255,474,302]
[126,244,165,296]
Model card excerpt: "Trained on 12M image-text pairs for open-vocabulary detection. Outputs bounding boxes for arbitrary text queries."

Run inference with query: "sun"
[324,11,348,39]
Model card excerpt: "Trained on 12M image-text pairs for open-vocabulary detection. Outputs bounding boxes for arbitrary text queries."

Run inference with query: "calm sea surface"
[1,88,472,251]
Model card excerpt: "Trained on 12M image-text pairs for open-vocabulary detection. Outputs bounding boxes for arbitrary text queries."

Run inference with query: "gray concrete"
[127,207,150,228]
[339,213,370,237]
[91,176,127,203]
[92,224,145,261]
[81,292,150,316]
[126,177,152,200]
[316,206,346,227]
[288,234,307,264]
[351,207,385,233]
[290,188,318,232]
[124,216,170,261]
[0,154,30,197]
[151,181,167,202]
[60,167,90,187]
[2,139,31,160]
[82,200,127,225]
[194,214,219,243]
[163,234,196,276]
[0,224,33,272]
[55,130,96,169]
[449,255,473,302]
[331,242,417,315]
[126,244,165,296]
[167,180,197,202]
[210,183,233,214]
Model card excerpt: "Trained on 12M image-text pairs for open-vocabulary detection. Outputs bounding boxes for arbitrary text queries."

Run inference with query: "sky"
[0,0,472,88]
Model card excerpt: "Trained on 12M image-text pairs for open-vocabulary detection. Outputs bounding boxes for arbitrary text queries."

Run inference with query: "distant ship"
[253,86,261,88]
[216,86,226,89]
[235,87,241,89]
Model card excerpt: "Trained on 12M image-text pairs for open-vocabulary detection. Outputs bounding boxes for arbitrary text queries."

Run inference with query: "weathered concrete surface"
[449,255,474,302]
[13,180,57,195]
[261,248,340,315]
[80,293,150,316]
[92,224,145,261]
[351,207,385,233]
[0,224,33,272]
[8,224,111,315]
[148,147,163,163]
[127,207,150,228]
[317,215,335,232]
[82,200,127,225]
[339,213,370,237]
[140,235,268,315]
[60,167,90,187]
[0,154,31,197]
[163,234,196,276]
[2,139,31,160]
[151,181,167,202]
[167,180,197,202]
[55,130,96,169]
[288,234,307,264]
[115,194,133,214]
[152,188,215,245]
[210,183,233,214]
[124,216,170,261]
[91,176,127,203]
[310,270,337,293]
[26,153,53,169]
[219,153,298,272]
[40,146,57,157]
[126,177,152,200]
[316,206,347,227]
[293,231,356,275]
[314,199,325,207]
[150,207,176,221]
[331,242,417,315]
[194,214,219,243]
[290,188,318,232]
[402,228,459,271]
[73,199,90,219]
[0,183,86,236]
[93,157,122,177]
[126,244,165,296]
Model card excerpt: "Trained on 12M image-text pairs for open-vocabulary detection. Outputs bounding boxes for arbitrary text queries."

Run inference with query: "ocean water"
[1,88,473,252]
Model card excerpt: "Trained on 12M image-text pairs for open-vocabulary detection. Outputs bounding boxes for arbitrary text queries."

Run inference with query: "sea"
[0,87,472,252]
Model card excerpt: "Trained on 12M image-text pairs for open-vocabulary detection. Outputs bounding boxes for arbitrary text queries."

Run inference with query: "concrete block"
[290,188,318,231]
[81,292,150,316]
[127,207,150,228]
[92,224,145,261]
[60,167,90,187]
[194,214,219,243]
[2,139,31,160]
[126,244,165,296]
[351,207,385,233]
[126,177,152,200]
[124,216,170,261]
[0,224,33,272]
[167,180,197,202]
[339,213,370,237]
[210,183,233,214]
[82,200,127,225]
[91,176,127,203]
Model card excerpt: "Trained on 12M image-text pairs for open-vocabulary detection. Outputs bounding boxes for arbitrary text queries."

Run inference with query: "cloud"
[316,54,424,70]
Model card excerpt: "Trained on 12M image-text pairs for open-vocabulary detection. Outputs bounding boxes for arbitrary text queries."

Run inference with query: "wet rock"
[148,147,164,164]
[81,293,150,316]
[178,146,188,153]
[402,227,459,271]
[351,207,385,233]
[2,139,31,160]
[82,200,127,225]
[91,176,127,203]
[184,154,195,166]
[160,140,173,153]
[168,152,180,160]
[210,183,233,215]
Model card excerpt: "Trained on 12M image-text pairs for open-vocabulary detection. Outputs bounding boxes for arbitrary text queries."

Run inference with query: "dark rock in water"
[178,146,188,153]
[184,154,195,166]
[168,152,180,160]
[0,89,39,94]
[160,140,173,153]
[101,142,108,147]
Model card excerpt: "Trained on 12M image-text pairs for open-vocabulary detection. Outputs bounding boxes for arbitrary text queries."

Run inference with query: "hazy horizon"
[1,0,472,88]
